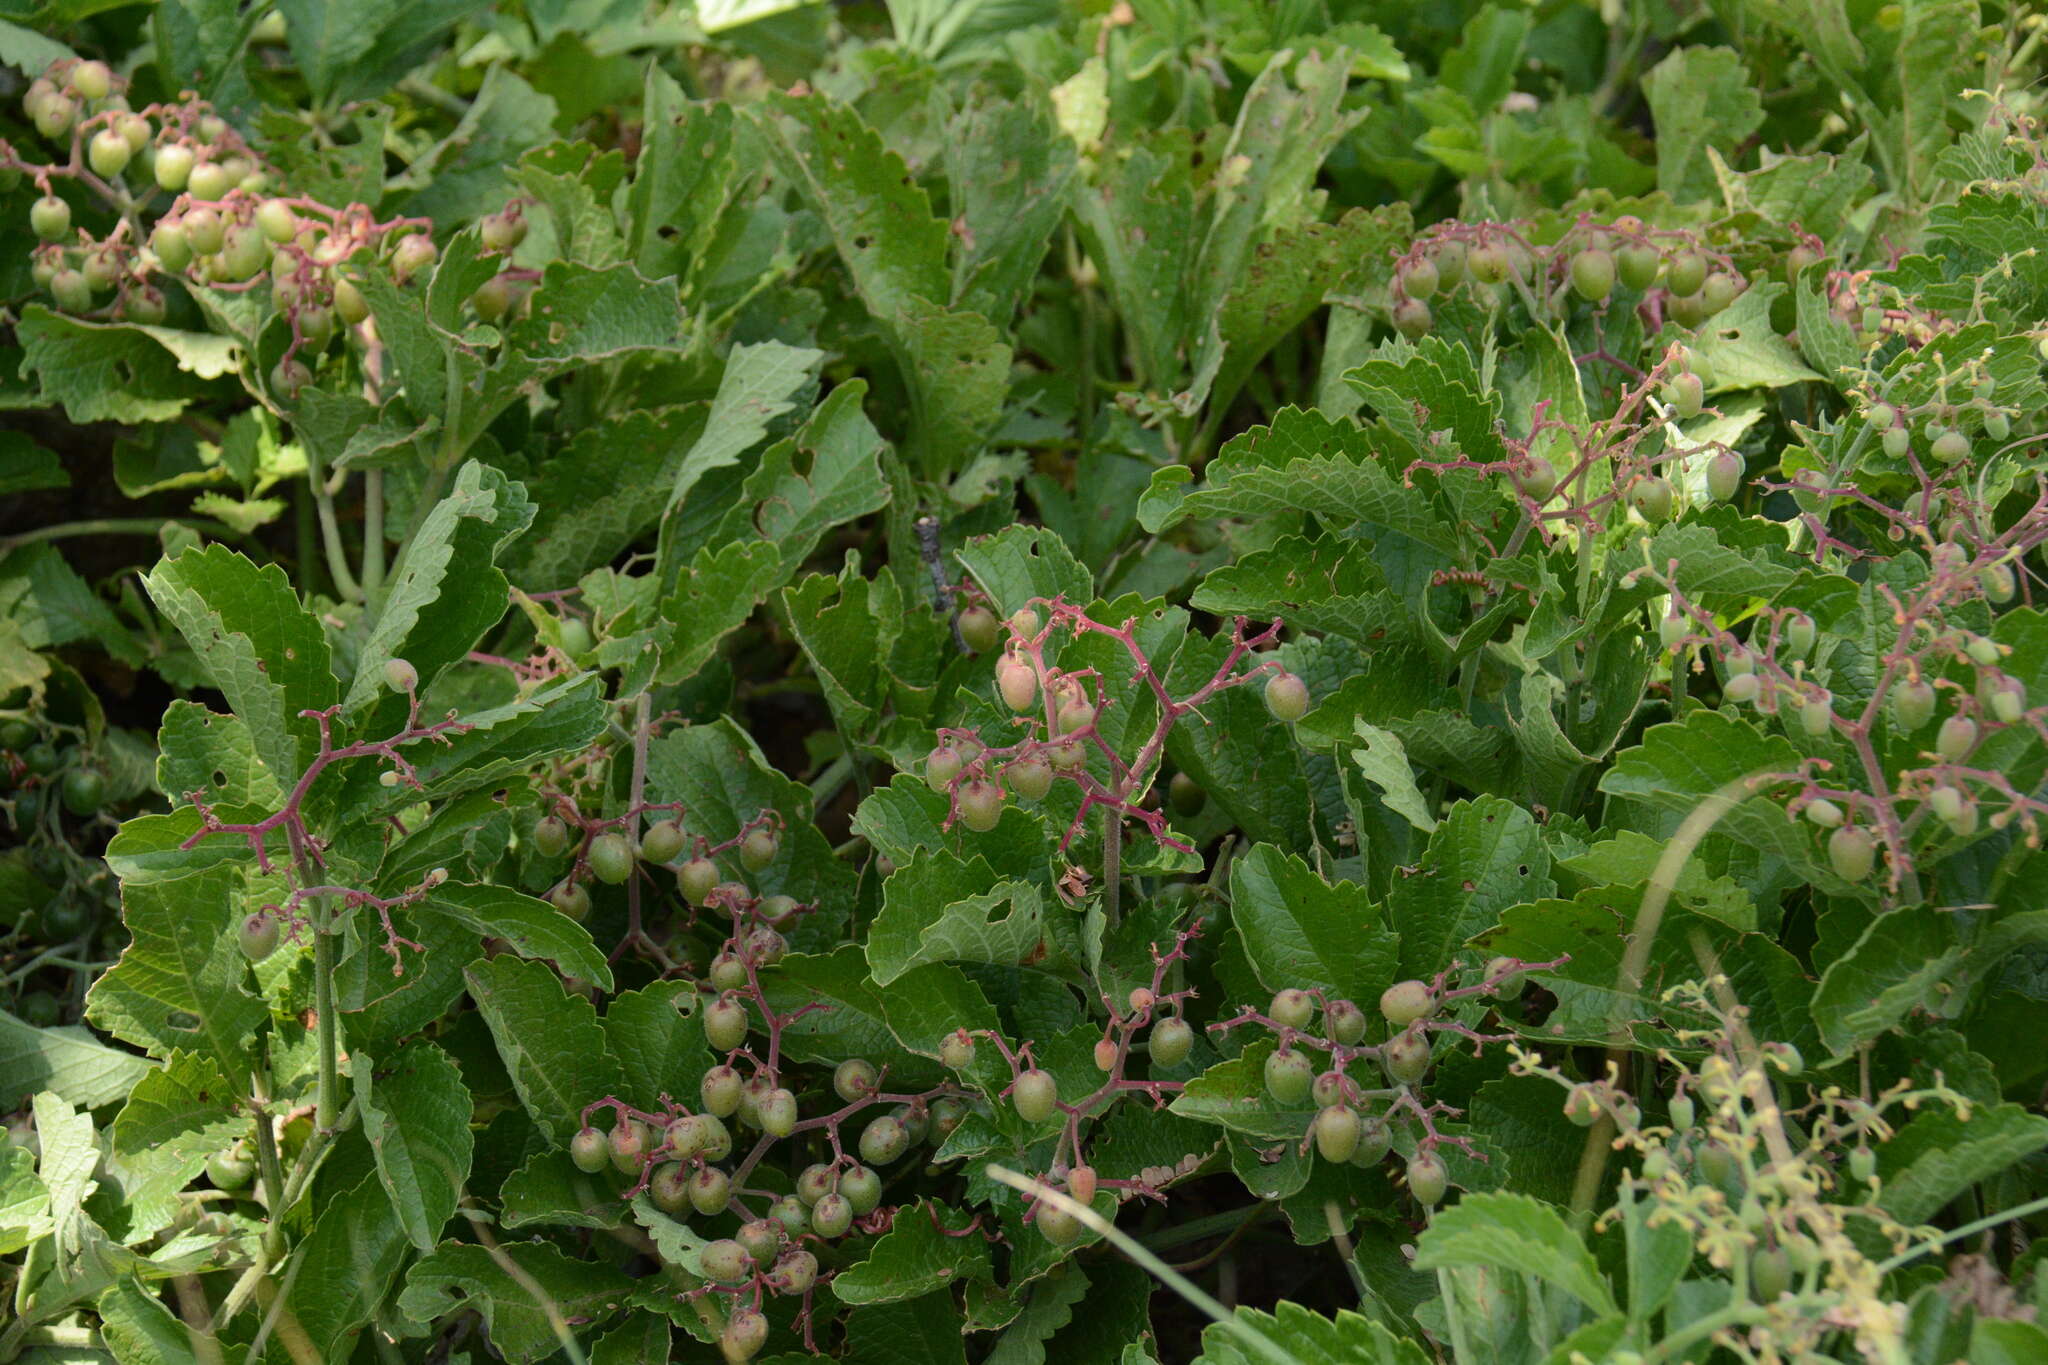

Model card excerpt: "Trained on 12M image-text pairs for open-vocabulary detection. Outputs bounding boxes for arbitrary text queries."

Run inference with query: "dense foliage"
[3,2,2048,1362]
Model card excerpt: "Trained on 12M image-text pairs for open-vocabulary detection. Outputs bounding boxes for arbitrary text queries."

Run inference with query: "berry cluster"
[5,59,534,395]
[1213,957,1547,1210]
[1390,215,1748,339]
[921,598,1305,854]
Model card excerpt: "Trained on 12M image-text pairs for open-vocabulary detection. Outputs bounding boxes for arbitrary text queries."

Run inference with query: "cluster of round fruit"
[1390,218,1747,338]
[1863,380,2010,470]
[1691,602,2029,877]
[2,716,106,827]
[568,1067,969,1359]
[528,805,782,923]
[11,58,533,394]
[1248,966,1526,1210]
[921,604,1308,832]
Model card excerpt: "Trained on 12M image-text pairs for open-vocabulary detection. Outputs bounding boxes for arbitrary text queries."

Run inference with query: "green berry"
[700,1066,743,1118]
[810,1192,853,1237]
[1828,826,1876,882]
[31,195,71,243]
[689,1165,732,1215]
[1407,1152,1448,1206]
[939,1028,977,1070]
[1401,257,1439,301]
[1392,297,1432,339]
[1616,244,1660,291]
[739,827,779,871]
[1013,1068,1059,1123]
[1264,671,1309,723]
[88,127,131,178]
[1378,980,1436,1027]
[1890,679,1936,732]
[1269,989,1315,1030]
[1326,998,1367,1045]
[639,818,685,864]
[1665,250,1707,298]
[1570,248,1615,301]
[996,652,1038,712]
[957,778,1005,832]
[1936,715,1978,762]
[677,857,719,904]
[834,1057,879,1100]
[957,605,999,653]
[704,998,748,1052]
[1314,1105,1361,1162]
[1381,1029,1431,1085]
[238,913,280,961]
[859,1114,909,1165]
[1149,1016,1193,1068]
[1006,755,1053,802]
[1263,1049,1314,1104]
[587,832,635,885]
[1705,450,1743,502]
[532,815,571,857]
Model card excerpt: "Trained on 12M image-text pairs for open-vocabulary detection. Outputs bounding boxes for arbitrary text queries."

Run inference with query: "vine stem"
[285,820,341,1134]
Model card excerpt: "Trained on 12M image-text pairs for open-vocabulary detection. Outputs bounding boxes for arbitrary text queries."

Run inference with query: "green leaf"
[625,68,738,281]
[1141,406,1461,554]
[1642,46,1765,203]
[85,866,267,1086]
[1229,845,1399,1003]
[600,980,710,1115]
[762,945,941,1086]
[0,431,66,494]
[0,1144,50,1255]
[98,1277,202,1365]
[758,91,1004,476]
[0,544,145,668]
[664,340,823,516]
[334,674,610,821]
[1877,1101,2048,1226]
[142,544,335,786]
[1413,1191,1616,1315]
[398,1241,633,1364]
[986,1262,1091,1365]
[343,461,534,725]
[501,1148,627,1231]
[398,64,559,224]
[1389,797,1554,981]
[107,1052,244,1206]
[510,408,706,592]
[414,883,611,992]
[15,308,226,425]
[643,717,857,941]
[782,562,906,741]
[869,853,1055,987]
[1350,721,1437,833]
[276,0,489,105]
[1598,712,1830,888]
[358,1043,473,1251]
[1163,632,1315,851]
[1191,1300,1432,1365]
[1478,889,1818,1056]
[957,524,1094,619]
[832,1199,993,1305]
[0,1014,156,1113]
[718,381,891,579]
[844,1298,970,1365]
[944,95,1078,328]
[655,538,784,683]
[1170,1040,1310,1143]
[1070,129,1196,391]
[1685,285,1823,392]
[464,956,624,1147]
